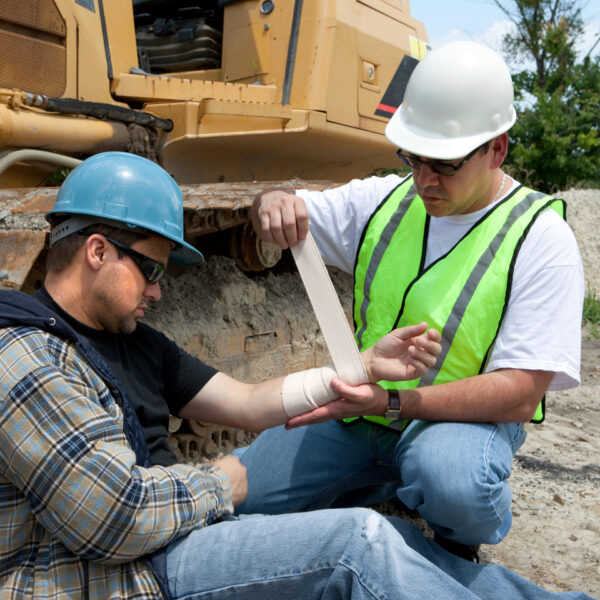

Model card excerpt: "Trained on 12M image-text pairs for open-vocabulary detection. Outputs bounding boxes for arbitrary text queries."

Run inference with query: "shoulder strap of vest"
[352,175,415,276]
[353,176,421,346]
[482,186,565,373]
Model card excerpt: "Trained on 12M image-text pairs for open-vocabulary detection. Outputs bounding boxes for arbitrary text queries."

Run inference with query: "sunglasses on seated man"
[79,232,166,284]
[396,144,482,177]
[105,236,166,284]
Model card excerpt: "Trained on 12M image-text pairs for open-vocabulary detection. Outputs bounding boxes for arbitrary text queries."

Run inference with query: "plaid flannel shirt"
[0,325,233,599]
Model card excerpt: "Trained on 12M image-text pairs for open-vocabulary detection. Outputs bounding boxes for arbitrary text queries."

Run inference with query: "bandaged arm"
[281,362,368,418]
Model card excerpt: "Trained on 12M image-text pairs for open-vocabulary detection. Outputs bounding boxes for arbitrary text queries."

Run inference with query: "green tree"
[490,0,600,192]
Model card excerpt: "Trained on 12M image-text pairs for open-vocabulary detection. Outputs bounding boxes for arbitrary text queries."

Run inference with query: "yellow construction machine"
[0,0,427,459]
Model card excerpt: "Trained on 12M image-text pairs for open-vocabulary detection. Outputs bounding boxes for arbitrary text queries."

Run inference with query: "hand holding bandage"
[282,232,441,420]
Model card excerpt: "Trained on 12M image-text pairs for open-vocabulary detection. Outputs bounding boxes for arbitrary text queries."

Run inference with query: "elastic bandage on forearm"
[281,365,339,417]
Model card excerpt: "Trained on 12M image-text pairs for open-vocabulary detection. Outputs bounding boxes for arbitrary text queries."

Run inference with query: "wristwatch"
[384,389,402,421]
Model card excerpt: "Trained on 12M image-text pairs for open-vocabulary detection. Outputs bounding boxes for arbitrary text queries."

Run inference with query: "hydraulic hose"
[23,93,173,132]
[0,149,82,176]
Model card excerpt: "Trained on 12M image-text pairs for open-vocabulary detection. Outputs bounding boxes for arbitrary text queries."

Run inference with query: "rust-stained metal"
[1,181,332,214]
[0,230,47,289]
[0,180,336,287]
[229,221,282,272]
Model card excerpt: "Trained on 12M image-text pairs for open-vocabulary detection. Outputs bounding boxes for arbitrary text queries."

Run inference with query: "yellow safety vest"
[348,176,564,430]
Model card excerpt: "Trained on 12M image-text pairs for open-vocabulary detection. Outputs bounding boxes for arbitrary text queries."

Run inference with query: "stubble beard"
[93,286,139,335]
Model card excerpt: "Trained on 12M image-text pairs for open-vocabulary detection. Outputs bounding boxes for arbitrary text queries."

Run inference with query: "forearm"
[181,373,290,432]
[3,381,233,564]
[397,369,554,423]
[183,366,344,431]
[185,322,443,431]
[96,461,234,563]
[246,376,295,430]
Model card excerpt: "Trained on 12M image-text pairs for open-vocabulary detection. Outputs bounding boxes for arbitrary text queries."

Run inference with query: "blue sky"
[410,0,600,64]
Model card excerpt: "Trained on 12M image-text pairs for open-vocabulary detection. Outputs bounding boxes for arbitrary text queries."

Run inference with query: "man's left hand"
[363,322,441,383]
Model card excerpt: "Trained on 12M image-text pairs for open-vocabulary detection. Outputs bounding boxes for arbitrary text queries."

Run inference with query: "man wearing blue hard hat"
[0,150,592,599]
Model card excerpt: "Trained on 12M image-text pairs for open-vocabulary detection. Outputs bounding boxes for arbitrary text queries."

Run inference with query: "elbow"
[241,417,268,434]
[505,370,553,423]
[514,395,545,423]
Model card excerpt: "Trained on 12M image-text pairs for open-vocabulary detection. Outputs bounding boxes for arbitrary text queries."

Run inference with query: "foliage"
[490,0,600,193]
[583,288,600,325]
[369,166,410,178]
[583,288,600,338]
[46,168,72,185]
[507,56,600,192]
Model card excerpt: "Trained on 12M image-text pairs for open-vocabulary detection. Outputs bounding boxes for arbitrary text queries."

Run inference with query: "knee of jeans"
[321,507,387,545]
[424,466,513,541]
[407,452,509,519]
[405,424,515,495]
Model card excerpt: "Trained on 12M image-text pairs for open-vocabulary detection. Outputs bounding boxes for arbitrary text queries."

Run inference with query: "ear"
[489,133,508,169]
[84,234,109,273]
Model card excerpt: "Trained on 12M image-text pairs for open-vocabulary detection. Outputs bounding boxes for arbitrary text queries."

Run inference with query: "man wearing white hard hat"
[237,41,584,561]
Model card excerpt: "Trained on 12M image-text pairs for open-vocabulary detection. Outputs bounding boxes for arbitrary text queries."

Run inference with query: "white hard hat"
[385,41,516,160]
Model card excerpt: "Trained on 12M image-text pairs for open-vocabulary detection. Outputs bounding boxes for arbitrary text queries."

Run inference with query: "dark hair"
[46,221,151,275]
[478,141,491,155]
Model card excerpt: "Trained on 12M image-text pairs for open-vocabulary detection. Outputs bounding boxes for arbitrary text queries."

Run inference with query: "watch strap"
[385,389,402,421]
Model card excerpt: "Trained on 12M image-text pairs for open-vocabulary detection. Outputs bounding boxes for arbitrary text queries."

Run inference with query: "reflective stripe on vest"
[348,177,565,429]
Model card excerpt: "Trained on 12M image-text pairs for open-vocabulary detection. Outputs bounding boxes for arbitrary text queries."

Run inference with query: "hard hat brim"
[170,239,205,265]
[46,209,205,266]
[385,107,516,161]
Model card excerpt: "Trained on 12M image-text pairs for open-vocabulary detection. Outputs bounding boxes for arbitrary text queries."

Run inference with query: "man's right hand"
[251,189,310,248]
[212,455,248,506]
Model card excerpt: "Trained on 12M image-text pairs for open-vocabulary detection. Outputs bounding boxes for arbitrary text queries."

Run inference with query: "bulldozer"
[0,0,427,461]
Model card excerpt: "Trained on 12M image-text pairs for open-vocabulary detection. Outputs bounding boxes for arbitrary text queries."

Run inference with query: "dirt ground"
[479,333,600,596]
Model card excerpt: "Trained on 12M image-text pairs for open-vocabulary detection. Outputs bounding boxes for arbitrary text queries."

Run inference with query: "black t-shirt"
[34,287,218,466]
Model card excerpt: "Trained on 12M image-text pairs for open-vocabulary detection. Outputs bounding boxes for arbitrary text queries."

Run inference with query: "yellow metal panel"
[286,0,337,112]
[70,0,116,103]
[102,0,139,78]
[147,99,298,138]
[115,73,278,104]
[353,0,426,126]
[222,24,271,82]
[409,35,429,59]
[221,0,291,91]
[157,109,397,184]
[0,0,67,97]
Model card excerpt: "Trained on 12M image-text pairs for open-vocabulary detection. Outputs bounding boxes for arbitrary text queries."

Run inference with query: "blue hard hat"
[45,151,203,265]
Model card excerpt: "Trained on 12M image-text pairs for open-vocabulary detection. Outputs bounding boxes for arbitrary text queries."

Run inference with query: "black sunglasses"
[396,145,481,177]
[104,237,165,284]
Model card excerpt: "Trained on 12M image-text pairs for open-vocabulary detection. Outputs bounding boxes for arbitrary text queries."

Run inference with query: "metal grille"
[0,0,66,96]
[136,22,222,73]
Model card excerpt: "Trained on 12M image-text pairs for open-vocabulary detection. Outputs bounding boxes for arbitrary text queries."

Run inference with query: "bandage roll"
[291,233,367,386]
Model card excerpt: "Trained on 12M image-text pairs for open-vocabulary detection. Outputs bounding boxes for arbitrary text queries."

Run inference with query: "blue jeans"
[234,419,527,545]
[165,508,593,599]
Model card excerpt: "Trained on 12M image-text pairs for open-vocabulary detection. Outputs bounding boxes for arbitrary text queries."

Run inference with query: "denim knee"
[397,422,520,543]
